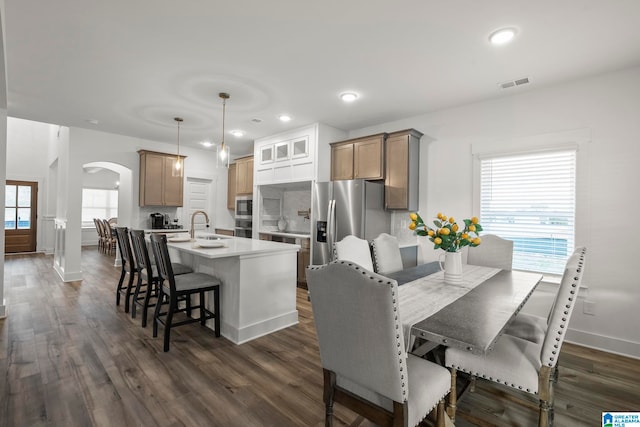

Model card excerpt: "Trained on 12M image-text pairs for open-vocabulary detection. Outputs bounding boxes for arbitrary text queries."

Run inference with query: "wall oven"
[235,195,253,218]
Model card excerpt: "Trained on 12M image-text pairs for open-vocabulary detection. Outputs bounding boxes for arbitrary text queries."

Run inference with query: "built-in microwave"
[235,195,253,218]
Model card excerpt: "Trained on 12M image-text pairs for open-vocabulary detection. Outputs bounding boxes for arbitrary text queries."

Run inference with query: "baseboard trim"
[54,264,83,283]
[567,328,640,360]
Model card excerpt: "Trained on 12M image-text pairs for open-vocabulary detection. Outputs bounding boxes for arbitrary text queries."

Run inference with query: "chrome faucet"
[190,210,210,239]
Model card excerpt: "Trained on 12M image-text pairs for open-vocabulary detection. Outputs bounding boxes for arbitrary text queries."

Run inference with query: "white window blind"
[82,188,118,227]
[479,149,576,275]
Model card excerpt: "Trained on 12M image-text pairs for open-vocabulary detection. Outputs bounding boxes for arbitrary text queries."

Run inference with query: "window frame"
[472,129,590,280]
[81,187,119,227]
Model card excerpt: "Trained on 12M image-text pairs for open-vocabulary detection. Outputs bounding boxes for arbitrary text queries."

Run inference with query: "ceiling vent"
[498,77,530,90]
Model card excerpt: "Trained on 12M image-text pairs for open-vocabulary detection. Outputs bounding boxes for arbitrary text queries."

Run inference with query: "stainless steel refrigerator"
[311,179,391,265]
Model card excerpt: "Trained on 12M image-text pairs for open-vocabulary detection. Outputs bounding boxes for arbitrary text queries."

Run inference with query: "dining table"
[388,262,542,356]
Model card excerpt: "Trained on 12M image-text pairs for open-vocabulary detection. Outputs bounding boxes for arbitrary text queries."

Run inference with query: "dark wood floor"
[1,249,638,426]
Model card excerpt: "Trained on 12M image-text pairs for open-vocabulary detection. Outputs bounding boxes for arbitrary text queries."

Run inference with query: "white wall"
[6,117,52,251]
[349,66,640,358]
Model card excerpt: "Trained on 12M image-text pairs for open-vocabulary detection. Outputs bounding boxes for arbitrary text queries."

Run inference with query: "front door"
[5,180,38,253]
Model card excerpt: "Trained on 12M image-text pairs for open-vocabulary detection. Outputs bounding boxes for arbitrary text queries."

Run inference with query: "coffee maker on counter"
[150,213,164,229]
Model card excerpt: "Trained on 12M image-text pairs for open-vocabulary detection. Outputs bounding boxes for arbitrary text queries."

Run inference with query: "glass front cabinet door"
[275,141,290,161]
[260,144,274,164]
[292,137,309,159]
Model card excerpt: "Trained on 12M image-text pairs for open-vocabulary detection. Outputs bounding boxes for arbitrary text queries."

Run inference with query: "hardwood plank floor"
[1,249,638,426]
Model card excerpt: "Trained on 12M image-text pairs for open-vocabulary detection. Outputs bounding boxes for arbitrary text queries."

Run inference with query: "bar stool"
[129,229,193,327]
[149,233,222,352]
[114,226,136,313]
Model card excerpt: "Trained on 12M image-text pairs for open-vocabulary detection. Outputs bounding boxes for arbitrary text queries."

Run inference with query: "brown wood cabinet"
[235,156,254,195]
[330,133,386,181]
[138,150,185,207]
[385,129,423,210]
[215,228,235,236]
[227,163,237,209]
[297,238,310,289]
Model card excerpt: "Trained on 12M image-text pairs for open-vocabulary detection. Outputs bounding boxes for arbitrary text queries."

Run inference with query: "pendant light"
[216,92,231,168]
[172,117,184,177]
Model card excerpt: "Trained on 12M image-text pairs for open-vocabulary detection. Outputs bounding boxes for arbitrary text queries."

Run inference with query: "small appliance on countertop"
[150,213,164,229]
[150,213,183,229]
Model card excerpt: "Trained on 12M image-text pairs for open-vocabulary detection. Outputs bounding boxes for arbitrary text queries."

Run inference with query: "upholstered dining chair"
[371,233,404,275]
[306,260,451,427]
[333,235,374,271]
[93,218,105,253]
[102,218,117,255]
[149,233,222,352]
[114,226,137,313]
[445,247,586,427]
[129,229,193,327]
[466,234,514,270]
[505,246,587,346]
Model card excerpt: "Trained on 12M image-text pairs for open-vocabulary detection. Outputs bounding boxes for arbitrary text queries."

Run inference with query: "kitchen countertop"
[165,232,300,259]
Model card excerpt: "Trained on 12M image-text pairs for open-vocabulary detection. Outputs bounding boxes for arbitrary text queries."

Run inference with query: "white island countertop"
[160,232,300,344]
[164,232,300,259]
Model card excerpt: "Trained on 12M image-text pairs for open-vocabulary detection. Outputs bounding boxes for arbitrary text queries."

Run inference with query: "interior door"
[5,180,38,253]
[186,178,212,233]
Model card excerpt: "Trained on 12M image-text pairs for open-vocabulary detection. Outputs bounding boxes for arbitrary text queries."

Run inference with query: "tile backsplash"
[282,190,311,232]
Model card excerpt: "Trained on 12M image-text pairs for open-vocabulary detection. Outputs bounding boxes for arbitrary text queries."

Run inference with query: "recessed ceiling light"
[200,141,213,148]
[489,27,517,45]
[230,130,244,137]
[86,119,99,125]
[340,92,359,102]
[279,114,292,122]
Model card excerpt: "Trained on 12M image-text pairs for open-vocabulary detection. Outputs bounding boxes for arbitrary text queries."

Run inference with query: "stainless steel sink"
[198,234,231,240]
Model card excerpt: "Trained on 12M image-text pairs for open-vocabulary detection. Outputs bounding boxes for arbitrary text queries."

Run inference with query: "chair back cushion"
[333,235,374,271]
[540,247,586,367]
[371,233,404,275]
[306,261,408,403]
[467,234,514,270]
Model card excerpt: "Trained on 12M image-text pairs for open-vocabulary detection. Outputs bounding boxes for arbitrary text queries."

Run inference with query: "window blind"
[479,149,576,275]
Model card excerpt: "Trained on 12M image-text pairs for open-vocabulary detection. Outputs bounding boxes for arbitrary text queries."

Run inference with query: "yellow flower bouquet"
[409,212,482,253]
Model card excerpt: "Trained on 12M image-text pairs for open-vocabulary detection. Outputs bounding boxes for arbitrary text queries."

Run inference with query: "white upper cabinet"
[254,123,346,185]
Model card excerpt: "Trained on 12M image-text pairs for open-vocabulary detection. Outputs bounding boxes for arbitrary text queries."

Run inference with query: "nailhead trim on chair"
[308,260,451,421]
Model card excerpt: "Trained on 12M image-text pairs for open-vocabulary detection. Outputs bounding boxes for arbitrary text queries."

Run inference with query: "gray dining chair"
[466,234,514,270]
[371,233,404,275]
[445,247,586,427]
[333,234,374,271]
[306,260,451,427]
[505,246,586,345]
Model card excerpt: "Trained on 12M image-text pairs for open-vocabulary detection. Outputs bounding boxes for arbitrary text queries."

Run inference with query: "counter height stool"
[149,233,222,352]
[129,229,193,327]
[115,226,137,313]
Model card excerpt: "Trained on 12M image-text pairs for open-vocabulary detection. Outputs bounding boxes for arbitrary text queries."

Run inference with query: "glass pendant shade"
[215,92,231,168]
[216,142,230,168]
[172,157,184,177]
[172,117,184,177]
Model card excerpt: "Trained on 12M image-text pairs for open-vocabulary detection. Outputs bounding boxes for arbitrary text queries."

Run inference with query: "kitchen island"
[163,233,300,345]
